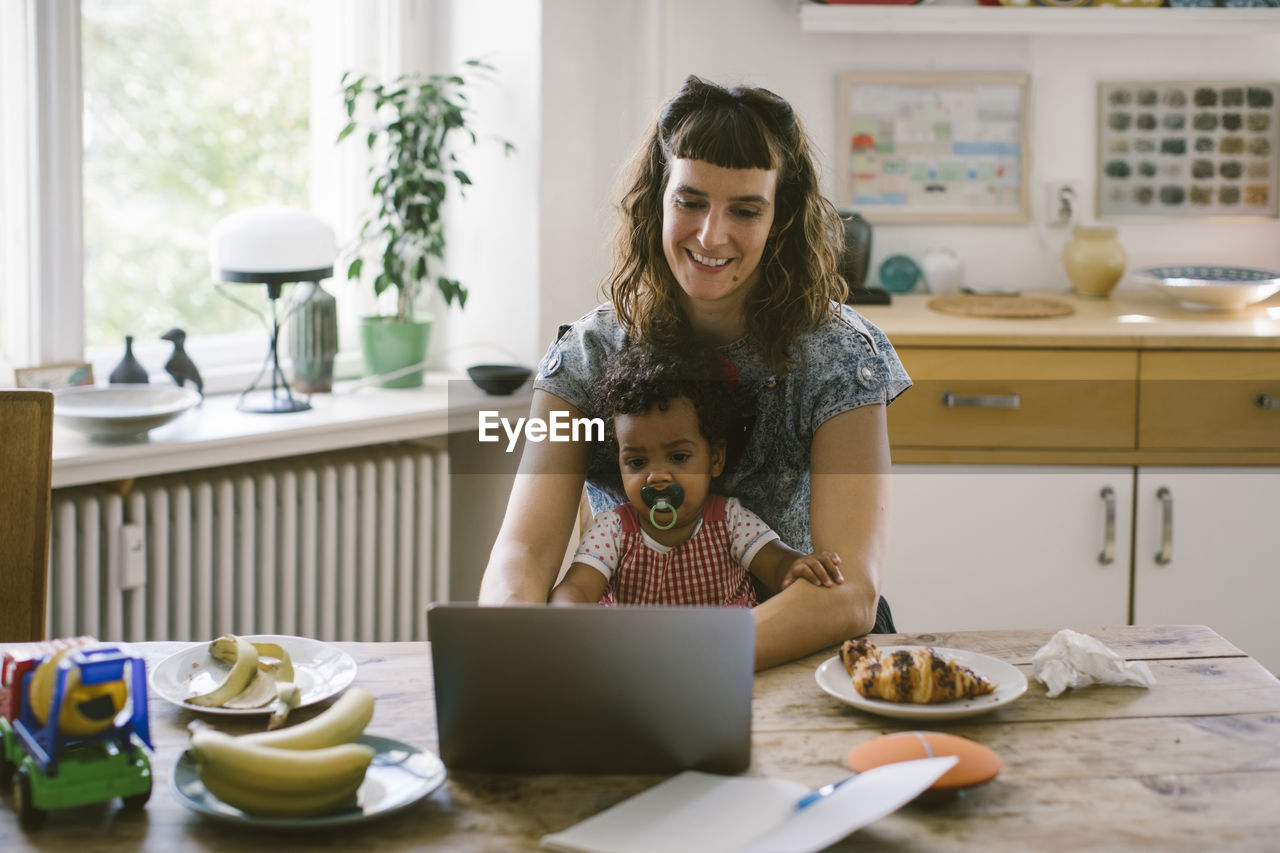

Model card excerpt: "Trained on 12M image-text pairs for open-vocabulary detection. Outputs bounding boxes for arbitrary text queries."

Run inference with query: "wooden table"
[4,625,1279,851]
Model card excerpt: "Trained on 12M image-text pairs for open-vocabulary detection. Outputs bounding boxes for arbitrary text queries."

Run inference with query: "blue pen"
[794,774,856,811]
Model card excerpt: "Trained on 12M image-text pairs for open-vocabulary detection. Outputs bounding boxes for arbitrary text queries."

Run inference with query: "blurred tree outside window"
[80,0,310,351]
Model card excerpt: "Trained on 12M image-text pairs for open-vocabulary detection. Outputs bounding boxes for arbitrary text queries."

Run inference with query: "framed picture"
[1097,80,1279,219]
[14,362,94,390]
[835,71,1030,224]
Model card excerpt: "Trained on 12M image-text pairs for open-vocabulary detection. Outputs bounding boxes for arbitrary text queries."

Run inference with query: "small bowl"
[53,384,201,441]
[466,364,532,396]
[1137,265,1280,312]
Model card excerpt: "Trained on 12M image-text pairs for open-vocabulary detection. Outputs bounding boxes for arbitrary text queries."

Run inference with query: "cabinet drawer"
[889,348,1138,449]
[1139,351,1280,449]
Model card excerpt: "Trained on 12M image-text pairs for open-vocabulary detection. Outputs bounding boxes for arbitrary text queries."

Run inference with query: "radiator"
[48,442,449,643]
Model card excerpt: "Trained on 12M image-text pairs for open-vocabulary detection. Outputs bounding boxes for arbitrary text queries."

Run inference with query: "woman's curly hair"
[606,75,847,372]
[599,341,736,450]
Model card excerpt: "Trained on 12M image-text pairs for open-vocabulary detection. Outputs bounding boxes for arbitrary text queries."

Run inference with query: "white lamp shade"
[210,205,338,283]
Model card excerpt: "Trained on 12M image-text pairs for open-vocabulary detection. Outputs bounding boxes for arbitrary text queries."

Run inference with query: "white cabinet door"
[884,465,1133,633]
[1133,467,1280,675]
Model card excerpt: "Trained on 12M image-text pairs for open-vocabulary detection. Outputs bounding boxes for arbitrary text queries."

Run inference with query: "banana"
[197,762,363,818]
[267,681,301,730]
[189,728,374,795]
[241,687,375,750]
[187,635,259,707]
[209,636,295,683]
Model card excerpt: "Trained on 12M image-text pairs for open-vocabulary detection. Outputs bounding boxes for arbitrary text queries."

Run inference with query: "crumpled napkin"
[1030,629,1156,698]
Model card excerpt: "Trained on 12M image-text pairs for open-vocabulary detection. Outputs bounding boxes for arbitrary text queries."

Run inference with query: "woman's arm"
[478,390,594,604]
[751,404,892,670]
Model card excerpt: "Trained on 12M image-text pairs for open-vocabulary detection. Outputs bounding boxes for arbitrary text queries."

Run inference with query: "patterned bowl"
[1136,265,1280,312]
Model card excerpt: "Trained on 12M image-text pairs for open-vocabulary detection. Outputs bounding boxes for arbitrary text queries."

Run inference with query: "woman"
[479,75,911,669]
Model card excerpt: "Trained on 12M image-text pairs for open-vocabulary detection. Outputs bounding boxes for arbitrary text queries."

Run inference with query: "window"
[1,0,423,391]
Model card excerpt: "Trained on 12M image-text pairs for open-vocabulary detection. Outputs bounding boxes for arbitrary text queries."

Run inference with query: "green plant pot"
[359,316,432,388]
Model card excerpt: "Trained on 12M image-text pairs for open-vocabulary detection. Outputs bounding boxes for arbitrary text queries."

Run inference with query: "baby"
[550,341,842,607]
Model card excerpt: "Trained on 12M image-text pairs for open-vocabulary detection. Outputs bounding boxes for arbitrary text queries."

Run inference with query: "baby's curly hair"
[599,341,736,448]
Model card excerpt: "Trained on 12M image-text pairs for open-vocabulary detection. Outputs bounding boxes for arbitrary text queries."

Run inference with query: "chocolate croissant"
[839,639,997,704]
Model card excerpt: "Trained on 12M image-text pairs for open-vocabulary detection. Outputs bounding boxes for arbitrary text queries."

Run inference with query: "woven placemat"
[927,294,1076,319]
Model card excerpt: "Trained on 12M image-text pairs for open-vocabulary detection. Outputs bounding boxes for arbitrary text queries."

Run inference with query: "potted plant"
[338,60,511,388]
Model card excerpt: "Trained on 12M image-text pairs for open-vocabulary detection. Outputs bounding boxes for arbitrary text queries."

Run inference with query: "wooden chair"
[0,390,54,642]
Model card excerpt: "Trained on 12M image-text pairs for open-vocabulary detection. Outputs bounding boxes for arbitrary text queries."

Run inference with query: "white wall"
[437,1,1280,366]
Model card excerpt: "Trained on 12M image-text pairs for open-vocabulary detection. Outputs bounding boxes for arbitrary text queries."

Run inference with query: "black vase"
[109,335,149,384]
[839,213,873,290]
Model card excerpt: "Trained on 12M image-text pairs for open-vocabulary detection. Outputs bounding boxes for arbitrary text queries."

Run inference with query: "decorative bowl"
[466,364,532,396]
[1137,265,1280,312]
[53,384,201,441]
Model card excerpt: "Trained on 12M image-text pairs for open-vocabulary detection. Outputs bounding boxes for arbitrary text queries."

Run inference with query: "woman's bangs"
[669,110,777,172]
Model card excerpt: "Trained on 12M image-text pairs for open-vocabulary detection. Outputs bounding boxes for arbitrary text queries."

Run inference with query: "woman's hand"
[780,550,843,589]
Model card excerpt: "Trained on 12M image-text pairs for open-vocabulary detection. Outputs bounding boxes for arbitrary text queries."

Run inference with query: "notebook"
[426,603,755,774]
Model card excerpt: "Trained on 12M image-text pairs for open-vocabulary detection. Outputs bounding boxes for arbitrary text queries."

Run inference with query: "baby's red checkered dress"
[575,495,778,607]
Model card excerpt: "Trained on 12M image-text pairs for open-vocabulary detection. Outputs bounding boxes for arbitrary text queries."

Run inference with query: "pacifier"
[640,484,685,531]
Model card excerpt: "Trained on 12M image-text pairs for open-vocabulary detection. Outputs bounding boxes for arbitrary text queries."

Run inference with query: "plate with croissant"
[815,639,1028,721]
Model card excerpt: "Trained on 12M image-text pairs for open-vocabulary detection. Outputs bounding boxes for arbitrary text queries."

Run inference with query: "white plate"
[171,734,445,829]
[53,384,201,441]
[151,634,357,715]
[815,645,1028,721]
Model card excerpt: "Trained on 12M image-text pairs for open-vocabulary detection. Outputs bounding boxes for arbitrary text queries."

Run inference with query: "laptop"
[426,603,755,774]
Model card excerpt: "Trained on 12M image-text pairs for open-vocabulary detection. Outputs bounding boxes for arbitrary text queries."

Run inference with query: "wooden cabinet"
[872,313,1280,674]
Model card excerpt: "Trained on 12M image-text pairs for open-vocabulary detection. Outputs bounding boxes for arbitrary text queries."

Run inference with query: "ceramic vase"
[288,282,339,393]
[108,335,149,384]
[1062,226,1126,298]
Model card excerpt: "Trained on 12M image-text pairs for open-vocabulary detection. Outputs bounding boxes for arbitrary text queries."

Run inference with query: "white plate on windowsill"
[150,634,357,715]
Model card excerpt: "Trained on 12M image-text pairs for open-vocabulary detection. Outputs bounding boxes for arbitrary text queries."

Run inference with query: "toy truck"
[1,639,152,830]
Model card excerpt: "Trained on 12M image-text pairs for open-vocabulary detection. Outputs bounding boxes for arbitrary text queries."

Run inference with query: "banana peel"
[268,682,302,729]
[188,635,259,706]
[209,635,295,682]
[191,634,298,710]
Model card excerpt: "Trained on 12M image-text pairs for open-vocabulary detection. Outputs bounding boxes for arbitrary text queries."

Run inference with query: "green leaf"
[347,257,363,280]
[336,122,356,143]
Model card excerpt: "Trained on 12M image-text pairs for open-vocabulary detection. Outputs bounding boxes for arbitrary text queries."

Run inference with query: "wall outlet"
[1044,181,1081,227]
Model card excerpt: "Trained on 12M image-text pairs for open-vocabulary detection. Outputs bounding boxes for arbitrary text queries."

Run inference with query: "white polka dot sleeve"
[726,497,781,570]
[570,509,625,579]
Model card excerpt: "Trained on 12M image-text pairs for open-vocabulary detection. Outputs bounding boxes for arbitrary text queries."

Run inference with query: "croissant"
[839,639,997,704]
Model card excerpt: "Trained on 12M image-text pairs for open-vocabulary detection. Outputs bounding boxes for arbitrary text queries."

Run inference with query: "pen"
[793,774,856,811]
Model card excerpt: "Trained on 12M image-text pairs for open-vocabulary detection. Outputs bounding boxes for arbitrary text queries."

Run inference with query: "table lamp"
[209,205,338,413]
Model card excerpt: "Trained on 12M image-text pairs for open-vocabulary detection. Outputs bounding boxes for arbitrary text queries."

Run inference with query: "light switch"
[120,523,146,590]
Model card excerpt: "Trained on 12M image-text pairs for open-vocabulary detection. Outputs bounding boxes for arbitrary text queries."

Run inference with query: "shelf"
[799,4,1280,36]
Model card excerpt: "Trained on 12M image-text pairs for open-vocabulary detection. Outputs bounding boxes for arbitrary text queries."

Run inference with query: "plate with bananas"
[171,688,448,827]
[151,634,358,717]
[816,641,1028,721]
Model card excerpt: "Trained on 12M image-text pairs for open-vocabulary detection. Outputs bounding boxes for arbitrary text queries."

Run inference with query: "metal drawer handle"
[1155,486,1173,566]
[940,392,1021,409]
[1257,394,1279,410]
[1098,486,1116,566]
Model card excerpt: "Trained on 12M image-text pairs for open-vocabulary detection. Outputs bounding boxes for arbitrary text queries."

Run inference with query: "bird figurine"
[161,327,203,396]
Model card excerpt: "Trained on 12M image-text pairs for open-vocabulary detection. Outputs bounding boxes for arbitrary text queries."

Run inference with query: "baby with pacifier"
[550,341,843,607]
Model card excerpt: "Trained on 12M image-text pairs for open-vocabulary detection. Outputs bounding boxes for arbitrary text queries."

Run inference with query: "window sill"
[52,372,534,489]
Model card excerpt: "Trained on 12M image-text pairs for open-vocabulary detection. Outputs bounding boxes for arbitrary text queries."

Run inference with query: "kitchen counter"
[858,287,1280,350]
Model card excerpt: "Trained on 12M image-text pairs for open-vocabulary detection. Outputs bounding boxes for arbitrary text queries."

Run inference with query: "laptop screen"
[427,604,755,774]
